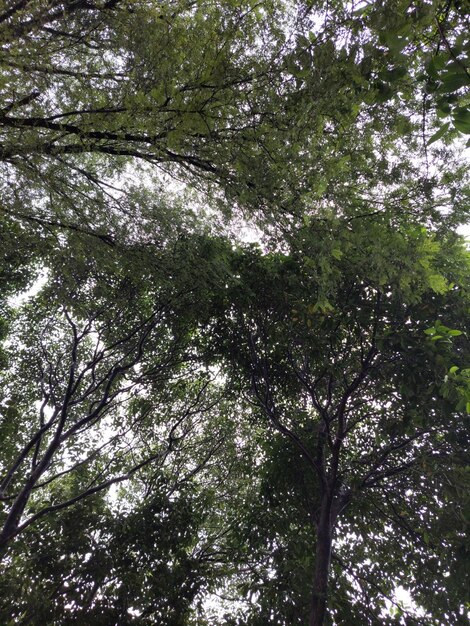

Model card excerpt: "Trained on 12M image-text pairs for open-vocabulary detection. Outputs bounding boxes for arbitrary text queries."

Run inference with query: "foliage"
[201,223,470,624]
[0,2,469,626]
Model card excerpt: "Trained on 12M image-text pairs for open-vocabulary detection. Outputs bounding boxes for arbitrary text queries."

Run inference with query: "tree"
[0,1,469,625]
[0,230,231,553]
[1,487,207,625]
[205,222,470,625]
[0,0,292,238]
[1,0,467,241]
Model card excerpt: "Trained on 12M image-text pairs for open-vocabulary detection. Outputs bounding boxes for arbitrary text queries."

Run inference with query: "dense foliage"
[0,1,469,625]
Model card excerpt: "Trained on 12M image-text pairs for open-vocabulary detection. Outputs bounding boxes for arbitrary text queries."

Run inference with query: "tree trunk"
[309,502,333,626]
[0,481,33,552]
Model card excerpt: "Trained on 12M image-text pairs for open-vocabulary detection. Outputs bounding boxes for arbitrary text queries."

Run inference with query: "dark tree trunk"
[0,479,34,552]
[309,501,333,626]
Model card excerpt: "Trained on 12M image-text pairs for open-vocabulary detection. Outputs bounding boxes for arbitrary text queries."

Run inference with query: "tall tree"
[0,2,469,625]
[0,230,230,553]
[1,0,467,241]
[206,222,470,625]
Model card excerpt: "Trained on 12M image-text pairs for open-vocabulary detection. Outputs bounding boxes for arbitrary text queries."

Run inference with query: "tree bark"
[309,500,333,626]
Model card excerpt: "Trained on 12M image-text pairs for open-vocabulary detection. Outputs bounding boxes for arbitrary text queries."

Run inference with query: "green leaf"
[428,274,449,294]
[427,122,450,145]
[384,66,407,81]
[438,73,470,93]
[436,98,452,115]
[331,248,343,260]
[453,119,470,134]
[452,109,470,134]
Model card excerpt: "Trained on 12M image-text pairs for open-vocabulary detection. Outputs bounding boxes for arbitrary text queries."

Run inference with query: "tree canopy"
[0,1,469,625]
